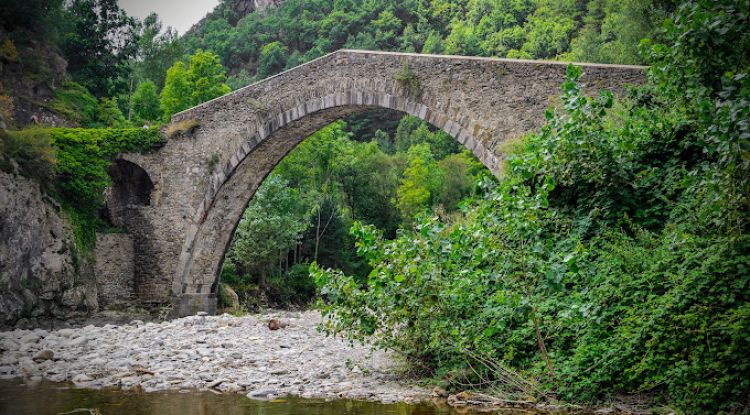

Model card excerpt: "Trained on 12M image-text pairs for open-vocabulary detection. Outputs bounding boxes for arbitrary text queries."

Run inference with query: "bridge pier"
[171,293,217,317]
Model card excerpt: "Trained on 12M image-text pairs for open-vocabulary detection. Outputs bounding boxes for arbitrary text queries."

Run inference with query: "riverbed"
[0,311,428,403]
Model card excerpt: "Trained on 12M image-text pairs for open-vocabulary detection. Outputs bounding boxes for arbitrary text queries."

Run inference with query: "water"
[0,380,482,415]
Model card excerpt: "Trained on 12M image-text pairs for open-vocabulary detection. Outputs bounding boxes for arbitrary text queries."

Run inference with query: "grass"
[395,59,421,97]
[164,119,201,139]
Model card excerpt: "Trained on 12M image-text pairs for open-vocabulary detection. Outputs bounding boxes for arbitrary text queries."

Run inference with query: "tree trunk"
[127,75,134,121]
[314,205,321,261]
[315,200,336,263]
[532,309,555,381]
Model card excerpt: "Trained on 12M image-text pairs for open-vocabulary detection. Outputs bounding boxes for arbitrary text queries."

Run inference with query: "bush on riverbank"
[313,1,750,413]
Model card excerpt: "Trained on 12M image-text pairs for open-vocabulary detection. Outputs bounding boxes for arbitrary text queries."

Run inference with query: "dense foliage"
[181,0,674,85]
[2,0,673,130]
[59,0,139,97]
[160,50,231,120]
[313,1,750,413]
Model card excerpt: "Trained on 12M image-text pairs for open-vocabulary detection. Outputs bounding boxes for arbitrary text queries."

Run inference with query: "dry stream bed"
[0,311,658,414]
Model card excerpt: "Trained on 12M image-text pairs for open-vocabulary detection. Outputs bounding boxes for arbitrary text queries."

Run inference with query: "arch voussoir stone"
[109,49,645,316]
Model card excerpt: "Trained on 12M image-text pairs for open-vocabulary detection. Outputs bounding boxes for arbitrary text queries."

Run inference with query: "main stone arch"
[112,50,645,315]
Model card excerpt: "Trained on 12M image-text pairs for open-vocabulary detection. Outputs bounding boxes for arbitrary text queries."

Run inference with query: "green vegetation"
[131,81,161,123]
[50,82,100,127]
[2,0,675,130]
[0,129,56,185]
[394,59,420,96]
[160,50,231,120]
[222,119,483,307]
[59,0,139,97]
[313,1,750,413]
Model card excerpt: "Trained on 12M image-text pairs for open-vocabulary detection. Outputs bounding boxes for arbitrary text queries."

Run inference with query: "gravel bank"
[0,311,429,403]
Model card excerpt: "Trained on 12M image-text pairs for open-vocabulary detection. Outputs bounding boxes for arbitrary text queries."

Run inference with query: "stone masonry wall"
[94,233,135,308]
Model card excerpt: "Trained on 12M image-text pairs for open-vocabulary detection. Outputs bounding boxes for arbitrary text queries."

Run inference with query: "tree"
[0,0,64,39]
[159,50,230,120]
[97,97,128,128]
[374,129,394,153]
[228,175,308,287]
[60,0,139,96]
[160,61,191,119]
[422,31,444,54]
[257,42,289,79]
[370,9,402,50]
[434,151,482,211]
[227,69,251,90]
[187,50,231,105]
[131,81,161,122]
[519,6,577,59]
[395,116,459,159]
[395,143,441,222]
[135,13,184,88]
[444,20,483,56]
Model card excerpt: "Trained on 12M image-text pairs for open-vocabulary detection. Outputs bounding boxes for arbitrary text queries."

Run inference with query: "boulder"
[219,283,240,312]
[32,349,54,362]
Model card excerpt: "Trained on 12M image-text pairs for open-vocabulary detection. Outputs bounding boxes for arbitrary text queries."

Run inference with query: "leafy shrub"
[50,82,99,127]
[394,59,420,96]
[265,263,317,307]
[97,97,129,128]
[0,128,55,184]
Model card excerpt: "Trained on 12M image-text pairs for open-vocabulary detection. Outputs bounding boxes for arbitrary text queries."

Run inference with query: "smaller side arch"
[108,159,155,208]
[105,158,156,230]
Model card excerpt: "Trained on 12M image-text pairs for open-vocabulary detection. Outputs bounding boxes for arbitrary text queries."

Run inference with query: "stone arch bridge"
[108,49,645,316]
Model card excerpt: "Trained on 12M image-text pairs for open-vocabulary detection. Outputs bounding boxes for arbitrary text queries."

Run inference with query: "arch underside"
[173,89,497,301]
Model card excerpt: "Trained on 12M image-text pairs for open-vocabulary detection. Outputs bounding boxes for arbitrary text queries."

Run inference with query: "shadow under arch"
[107,159,155,211]
[107,158,154,226]
[170,88,494,315]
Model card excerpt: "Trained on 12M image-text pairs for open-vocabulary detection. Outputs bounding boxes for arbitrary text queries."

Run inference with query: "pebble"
[0,311,427,403]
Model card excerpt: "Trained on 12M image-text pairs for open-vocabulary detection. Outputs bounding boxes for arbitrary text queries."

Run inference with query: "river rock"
[0,310,429,404]
[32,349,54,362]
[71,373,92,383]
[247,389,277,399]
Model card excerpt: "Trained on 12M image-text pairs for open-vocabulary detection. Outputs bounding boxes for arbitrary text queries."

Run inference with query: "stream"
[0,380,473,415]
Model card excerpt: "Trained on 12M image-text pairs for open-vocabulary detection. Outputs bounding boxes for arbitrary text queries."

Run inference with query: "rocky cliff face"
[233,0,284,16]
[0,171,96,327]
[0,28,71,129]
[189,0,285,30]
